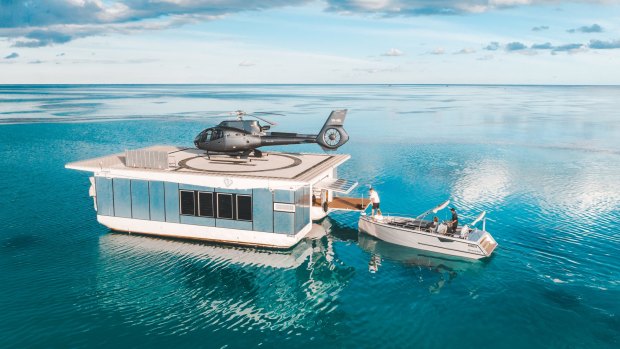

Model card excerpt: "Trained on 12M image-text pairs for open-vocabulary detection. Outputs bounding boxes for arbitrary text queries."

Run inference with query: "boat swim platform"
[66,145,350,183]
[313,196,370,212]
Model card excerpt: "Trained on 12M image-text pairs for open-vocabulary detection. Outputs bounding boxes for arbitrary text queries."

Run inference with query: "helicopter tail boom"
[316,109,349,150]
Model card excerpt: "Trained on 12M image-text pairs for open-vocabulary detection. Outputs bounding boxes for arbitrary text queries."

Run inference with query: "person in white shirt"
[369,187,381,216]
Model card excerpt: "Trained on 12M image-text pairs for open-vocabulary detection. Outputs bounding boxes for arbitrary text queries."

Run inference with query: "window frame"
[179,190,196,216]
[198,191,214,217]
[236,194,253,221]
[216,193,234,220]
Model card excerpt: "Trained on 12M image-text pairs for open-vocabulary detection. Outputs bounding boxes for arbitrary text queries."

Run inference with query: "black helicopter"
[194,110,349,158]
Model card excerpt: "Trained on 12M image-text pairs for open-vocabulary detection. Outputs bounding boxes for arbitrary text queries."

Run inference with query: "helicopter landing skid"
[200,149,266,163]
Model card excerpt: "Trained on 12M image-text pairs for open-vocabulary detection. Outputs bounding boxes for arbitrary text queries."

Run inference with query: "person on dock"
[369,187,381,217]
[448,207,459,235]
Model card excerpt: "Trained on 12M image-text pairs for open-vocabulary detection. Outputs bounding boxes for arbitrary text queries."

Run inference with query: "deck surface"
[313,197,370,211]
[66,145,350,181]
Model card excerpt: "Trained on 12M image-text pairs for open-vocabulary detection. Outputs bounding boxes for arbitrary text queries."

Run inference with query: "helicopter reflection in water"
[358,233,484,293]
[92,222,354,335]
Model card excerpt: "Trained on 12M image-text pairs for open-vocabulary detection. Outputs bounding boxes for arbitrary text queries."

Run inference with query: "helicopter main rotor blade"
[247,113,279,126]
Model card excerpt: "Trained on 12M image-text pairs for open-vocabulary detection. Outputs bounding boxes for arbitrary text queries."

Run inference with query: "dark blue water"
[1,85,618,348]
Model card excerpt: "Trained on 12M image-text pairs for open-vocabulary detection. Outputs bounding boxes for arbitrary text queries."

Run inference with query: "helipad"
[66,145,350,182]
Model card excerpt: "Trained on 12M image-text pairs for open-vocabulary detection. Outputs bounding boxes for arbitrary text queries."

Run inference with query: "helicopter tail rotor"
[316,109,349,150]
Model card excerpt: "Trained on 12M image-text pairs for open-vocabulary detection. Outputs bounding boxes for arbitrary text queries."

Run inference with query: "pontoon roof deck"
[66,145,351,189]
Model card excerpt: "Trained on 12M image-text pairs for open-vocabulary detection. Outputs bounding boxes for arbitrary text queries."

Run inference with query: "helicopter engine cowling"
[316,109,349,150]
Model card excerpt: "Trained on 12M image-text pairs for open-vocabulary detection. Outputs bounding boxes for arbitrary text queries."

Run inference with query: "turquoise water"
[0,85,618,348]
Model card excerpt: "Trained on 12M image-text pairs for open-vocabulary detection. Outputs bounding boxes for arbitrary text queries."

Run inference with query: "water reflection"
[452,159,510,209]
[358,233,483,293]
[94,226,354,335]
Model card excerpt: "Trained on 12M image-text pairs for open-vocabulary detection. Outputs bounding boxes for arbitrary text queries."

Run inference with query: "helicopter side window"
[211,130,223,140]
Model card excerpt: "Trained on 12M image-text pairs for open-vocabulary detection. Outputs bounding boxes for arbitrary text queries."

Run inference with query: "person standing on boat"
[448,207,459,234]
[430,216,439,233]
[369,187,381,216]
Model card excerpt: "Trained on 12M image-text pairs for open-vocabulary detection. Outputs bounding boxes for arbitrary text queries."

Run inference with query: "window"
[179,190,252,222]
[180,190,195,215]
[211,130,223,140]
[217,193,233,219]
[198,192,214,217]
[236,195,252,221]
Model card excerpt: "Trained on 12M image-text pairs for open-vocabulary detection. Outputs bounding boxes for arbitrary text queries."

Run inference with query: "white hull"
[98,215,312,249]
[310,206,328,221]
[358,216,497,260]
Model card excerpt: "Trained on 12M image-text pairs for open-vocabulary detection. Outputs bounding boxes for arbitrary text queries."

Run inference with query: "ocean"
[0,84,618,348]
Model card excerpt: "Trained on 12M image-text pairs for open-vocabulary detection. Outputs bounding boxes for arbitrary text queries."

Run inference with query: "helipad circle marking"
[178,153,303,173]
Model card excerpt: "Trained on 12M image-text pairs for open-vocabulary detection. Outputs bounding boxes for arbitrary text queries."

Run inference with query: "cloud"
[454,48,476,54]
[430,48,445,55]
[382,48,404,56]
[0,1,307,46]
[13,30,72,47]
[477,54,494,61]
[531,42,553,49]
[325,1,611,16]
[567,24,603,33]
[238,60,256,67]
[532,25,549,31]
[588,39,620,49]
[505,42,527,51]
[552,43,584,53]
[0,1,615,47]
[484,42,500,51]
[4,52,19,59]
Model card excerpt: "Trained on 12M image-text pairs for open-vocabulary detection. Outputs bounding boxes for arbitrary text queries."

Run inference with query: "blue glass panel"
[252,188,273,233]
[130,180,150,220]
[95,177,113,216]
[294,186,310,233]
[217,188,252,195]
[113,178,132,218]
[274,211,294,235]
[180,215,214,227]
[216,219,252,230]
[274,190,295,204]
[178,184,213,192]
[164,182,179,223]
[149,181,166,222]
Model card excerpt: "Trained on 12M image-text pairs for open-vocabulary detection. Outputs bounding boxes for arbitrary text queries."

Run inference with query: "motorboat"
[358,200,498,260]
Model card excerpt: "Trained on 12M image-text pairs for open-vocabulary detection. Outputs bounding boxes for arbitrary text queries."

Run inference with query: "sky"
[1,0,620,84]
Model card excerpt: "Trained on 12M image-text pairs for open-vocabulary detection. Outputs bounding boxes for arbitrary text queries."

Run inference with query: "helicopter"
[194,109,349,158]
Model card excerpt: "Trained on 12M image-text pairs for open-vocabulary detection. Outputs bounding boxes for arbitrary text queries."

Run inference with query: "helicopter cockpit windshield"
[194,129,212,144]
[194,128,225,145]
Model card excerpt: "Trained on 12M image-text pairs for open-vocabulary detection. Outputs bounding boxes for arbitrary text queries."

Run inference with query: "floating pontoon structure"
[66,146,367,248]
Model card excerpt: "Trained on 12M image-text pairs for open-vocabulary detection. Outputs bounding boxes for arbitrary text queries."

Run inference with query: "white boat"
[358,200,498,260]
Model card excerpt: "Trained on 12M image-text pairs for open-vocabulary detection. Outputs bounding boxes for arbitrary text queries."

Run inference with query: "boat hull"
[98,215,312,249]
[358,216,496,260]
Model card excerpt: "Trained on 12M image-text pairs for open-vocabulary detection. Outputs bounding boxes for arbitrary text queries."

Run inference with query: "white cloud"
[455,48,476,54]
[382,48,404,56]
[1,1,615,47]
[239,60,256,67]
